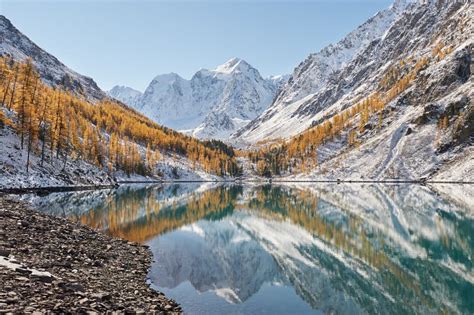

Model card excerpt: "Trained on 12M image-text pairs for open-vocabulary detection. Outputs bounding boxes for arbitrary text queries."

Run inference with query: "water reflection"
[21,183,474,315]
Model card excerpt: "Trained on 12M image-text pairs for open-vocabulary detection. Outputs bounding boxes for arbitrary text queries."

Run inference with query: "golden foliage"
[0,56,239,176]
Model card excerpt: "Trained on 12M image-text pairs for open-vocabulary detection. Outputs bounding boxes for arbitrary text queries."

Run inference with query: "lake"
[19,183,474,315]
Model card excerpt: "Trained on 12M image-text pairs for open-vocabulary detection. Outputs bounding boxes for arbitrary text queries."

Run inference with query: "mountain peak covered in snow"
[152,72,185,83]
[112,58,288,140]
[233,0,418,142]
[215,57,252,74]
[108,85,143,108]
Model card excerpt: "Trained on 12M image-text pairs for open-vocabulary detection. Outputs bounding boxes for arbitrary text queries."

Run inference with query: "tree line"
[0,56,241,177]
[248,53,436,177]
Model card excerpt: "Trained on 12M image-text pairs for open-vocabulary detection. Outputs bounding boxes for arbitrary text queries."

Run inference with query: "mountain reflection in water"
[23,183,474,315]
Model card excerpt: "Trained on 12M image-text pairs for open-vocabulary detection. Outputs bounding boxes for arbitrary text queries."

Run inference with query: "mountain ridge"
[0,15,106,101]
[242,0,473,182]
[108,58,287,140]
[233,0,417,142]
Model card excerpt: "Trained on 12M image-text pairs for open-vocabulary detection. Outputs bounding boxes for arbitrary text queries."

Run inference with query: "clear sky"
[1,0,393,92]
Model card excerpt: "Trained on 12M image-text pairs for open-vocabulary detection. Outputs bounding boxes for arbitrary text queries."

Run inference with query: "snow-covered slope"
[0,121,220,189]
[115,58,286,140]
[234,0,415,142]
[107,86,143,108]
[0,17,231,188]
[0,15,105,101]
[281,0,473,182]
[0,124,115,189]
[233,0,472,182]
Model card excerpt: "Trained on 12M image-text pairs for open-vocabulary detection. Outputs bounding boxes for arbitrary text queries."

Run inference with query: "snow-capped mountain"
[112,58,286,140]
[107,86,143,108]
[234,0,416,142]
[0,16,235,189]
[267,74,291,90]
[233,0,473,182]
[0,15,105,101]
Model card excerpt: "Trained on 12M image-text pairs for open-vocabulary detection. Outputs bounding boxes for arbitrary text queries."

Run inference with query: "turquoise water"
[24,183,474,315]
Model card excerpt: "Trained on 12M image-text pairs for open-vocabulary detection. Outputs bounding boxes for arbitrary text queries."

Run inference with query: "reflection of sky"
[152,282,320,315]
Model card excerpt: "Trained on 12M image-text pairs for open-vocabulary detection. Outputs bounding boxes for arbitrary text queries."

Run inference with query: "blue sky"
[1,0,392,91]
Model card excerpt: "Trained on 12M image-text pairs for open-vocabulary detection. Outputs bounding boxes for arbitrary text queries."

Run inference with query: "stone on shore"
[0,196,182,313]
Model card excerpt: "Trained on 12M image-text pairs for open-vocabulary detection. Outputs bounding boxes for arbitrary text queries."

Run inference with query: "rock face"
[111,58,286,140]
[233,0,416,142]
[0,15,106,102]
[0,197,181,313]
[234,0,473,181]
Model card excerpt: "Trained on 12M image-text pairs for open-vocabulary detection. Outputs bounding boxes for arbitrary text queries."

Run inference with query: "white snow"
[107,85,143,108]
[0,255,54,279]
[112,58,287,140]
[0,122,115,189]
[234,0,413,143]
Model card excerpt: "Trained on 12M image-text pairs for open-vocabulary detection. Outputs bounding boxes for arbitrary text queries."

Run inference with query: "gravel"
[0,195,182,314]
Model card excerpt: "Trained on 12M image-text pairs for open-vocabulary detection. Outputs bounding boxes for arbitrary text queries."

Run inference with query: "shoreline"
[1,179,472,194]
[0,196,182,313]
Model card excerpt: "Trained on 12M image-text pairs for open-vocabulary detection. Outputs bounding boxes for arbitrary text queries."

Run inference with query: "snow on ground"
[282,57,474,183]
[0,125,114,189]
[0,116,224,190]
[156,153,223,181]
[0,255,54,279]
[236,1,473,183]
[431,147,474,183]
[114,152,221,183]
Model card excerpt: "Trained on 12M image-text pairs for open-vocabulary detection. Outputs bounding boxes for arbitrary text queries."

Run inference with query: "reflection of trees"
[64,184,472,314]
[78,185,243,243]
[247,187,426,305]
[246,185,473,314]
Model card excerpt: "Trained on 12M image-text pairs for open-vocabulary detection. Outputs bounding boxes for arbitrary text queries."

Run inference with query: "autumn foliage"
[0,56,240,176]
[249,53,435,177]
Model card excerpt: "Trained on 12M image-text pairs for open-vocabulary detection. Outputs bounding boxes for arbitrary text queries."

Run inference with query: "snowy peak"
[234,0,418,142]
[114,58,287,140]
[151,72,185,84]
[267,74,291,90]
[109,85,142,97]
[390,0,417,12]
[215,57,252,75]
[107,85,143,108]
[233,0,473,180]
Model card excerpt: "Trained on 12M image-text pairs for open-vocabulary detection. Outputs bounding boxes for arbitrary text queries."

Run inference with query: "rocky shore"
[0,196,182,314]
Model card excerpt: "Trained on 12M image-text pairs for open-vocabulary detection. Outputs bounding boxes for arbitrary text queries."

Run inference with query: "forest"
[0,41,453,179]
[247,44,453,177]
[0,56,242,177]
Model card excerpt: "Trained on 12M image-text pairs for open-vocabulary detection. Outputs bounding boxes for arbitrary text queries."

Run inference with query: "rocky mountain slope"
[109,58,286,140]
[300,0,473,181]
[234,0,416,143]
[239,0,473,182]
[0,15,105,101]
[0,17,238,189]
